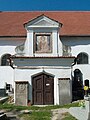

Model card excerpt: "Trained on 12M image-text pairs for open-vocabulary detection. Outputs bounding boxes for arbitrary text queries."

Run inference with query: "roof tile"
[0,11,90,36]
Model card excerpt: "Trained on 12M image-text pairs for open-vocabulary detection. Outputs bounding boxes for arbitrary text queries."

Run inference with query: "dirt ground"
[51,108,69,120]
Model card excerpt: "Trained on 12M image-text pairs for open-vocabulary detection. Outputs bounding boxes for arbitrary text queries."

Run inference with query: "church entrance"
[32,72,54,105]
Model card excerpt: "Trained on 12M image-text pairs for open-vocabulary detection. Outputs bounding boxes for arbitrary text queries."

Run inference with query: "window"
[77,52,88,64]
[34,33,52,53]
[1,54,11,66]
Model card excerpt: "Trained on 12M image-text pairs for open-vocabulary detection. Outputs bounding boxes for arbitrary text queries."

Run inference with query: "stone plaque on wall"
[58,78,71,105]
[15,81,28,106]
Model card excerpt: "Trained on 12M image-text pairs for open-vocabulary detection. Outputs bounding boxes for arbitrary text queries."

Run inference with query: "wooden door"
[32,73,54,105]
[43,74,54,105]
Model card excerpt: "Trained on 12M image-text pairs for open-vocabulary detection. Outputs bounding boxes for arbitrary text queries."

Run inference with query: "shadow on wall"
[61,37,90,46]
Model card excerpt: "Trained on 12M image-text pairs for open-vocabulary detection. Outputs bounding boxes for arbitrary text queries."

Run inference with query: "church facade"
[0,12,90,105]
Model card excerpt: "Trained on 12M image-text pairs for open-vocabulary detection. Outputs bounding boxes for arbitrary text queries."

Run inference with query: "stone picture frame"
[34,33,52,53]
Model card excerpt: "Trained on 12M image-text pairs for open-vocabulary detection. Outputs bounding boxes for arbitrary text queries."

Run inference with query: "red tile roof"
[0,11,90,36]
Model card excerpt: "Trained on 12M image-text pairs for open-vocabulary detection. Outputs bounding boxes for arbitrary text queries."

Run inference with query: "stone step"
[6,112,19,120]
[0,113,8,120]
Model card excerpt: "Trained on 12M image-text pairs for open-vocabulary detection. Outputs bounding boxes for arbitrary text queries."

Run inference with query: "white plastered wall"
[0,38,25,89]
[14,66,71,105]
[61,36,90,84]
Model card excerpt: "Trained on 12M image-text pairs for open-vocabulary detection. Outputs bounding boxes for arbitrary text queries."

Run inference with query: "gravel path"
[51,108,69,120]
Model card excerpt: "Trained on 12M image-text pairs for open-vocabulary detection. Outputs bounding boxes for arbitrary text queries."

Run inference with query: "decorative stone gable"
[24,15,62,28]
[23,15,62,57]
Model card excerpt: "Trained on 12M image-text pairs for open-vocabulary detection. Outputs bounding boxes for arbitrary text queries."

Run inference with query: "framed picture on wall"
[34,33,52,53]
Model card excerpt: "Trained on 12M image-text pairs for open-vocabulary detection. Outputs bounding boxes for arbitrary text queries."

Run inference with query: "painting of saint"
[36,35,51,53]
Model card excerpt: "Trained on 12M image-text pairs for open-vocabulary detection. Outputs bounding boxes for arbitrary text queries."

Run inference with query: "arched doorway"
[32,72,54,105]
[72,69,84,101]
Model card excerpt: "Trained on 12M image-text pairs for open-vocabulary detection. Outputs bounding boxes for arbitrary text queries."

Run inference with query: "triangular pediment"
[24,14,62,28]
[33,19,54,26]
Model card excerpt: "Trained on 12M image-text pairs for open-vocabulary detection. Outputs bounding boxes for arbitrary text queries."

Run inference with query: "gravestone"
[58,78,71,105]
[15,81,28,106]
[69,96,90,120]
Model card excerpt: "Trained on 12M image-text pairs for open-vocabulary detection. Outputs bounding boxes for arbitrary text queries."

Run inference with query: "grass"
[19,111,77,120]
[0,101,78,111]
[0,102,79,120]
[19,111,51,120]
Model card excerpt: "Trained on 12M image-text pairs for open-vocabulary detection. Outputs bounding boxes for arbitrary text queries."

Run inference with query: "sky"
[0,0,90,11]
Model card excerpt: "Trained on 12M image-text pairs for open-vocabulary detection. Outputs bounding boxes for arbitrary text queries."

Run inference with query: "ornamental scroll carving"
[17,83,26,92]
